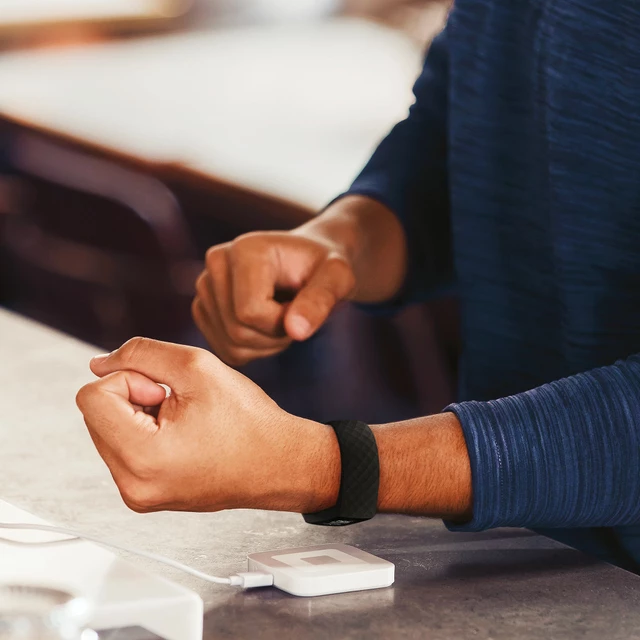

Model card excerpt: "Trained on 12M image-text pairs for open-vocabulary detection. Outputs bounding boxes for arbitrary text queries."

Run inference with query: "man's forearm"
[273,412,472,521]
[294,195,408,304]
[373,413,472,519]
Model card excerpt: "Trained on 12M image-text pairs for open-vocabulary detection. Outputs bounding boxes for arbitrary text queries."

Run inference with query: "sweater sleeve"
[445,354,640,532]
[338,29,454,308]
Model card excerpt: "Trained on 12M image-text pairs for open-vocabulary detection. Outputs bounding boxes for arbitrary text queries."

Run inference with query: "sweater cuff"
[442,400,507,532]
[443,357,640,533]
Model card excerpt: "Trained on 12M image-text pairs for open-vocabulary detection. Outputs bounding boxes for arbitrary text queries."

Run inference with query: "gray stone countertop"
[2,307,640,639]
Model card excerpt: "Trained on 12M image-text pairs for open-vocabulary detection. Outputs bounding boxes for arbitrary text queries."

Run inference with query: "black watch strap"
[303,420,380,526]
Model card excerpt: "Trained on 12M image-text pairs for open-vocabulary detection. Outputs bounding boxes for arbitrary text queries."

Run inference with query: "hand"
[76,337,340,514]
[192,229,356,367]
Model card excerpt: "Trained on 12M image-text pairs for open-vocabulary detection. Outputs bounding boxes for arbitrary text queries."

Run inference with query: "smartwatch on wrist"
[303,419,380,526]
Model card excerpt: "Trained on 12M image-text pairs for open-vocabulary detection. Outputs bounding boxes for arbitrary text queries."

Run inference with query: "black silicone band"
[303,420,380,526]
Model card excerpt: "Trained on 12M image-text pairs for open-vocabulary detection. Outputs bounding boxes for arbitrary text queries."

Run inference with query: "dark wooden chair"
[0,133,202,349]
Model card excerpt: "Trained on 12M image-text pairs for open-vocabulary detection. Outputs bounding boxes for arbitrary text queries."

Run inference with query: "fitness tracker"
[303,420,380,526]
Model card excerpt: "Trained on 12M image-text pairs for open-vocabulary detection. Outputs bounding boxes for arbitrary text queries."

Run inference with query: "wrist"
[296,195,407,303]
[246,414,340,514]
[293,198,361,271]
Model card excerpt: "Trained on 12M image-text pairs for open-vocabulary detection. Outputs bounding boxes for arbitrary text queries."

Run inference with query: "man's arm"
[77,339,472,519]
[193,30,452,364]
[314,354,640,531]
[369,353,640,531]
[299,412,473,519]
[78,339,640,534]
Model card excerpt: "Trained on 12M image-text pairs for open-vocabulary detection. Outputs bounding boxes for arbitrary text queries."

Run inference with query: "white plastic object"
[229,571,274,588]
[0,501,203,640]
[247,543,395,597]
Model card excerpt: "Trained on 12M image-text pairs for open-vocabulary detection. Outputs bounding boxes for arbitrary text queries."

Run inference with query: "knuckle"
[235,301,264,327]
[75,383,94,412]
[192,297,209,332]
[194,272,209,299]
[125,502,148,514]
[119,336,151,364]
[76,378,109,413]
[229,232,277,270]
[230,232,262,254]
[121,483,159,513]
[216,345,249,368]
[225,322,248,346]
[341,267,357,292]
[185,347,214,372]
[306,286,336,312]
[313,259,354,303]
[191,297,202,323]
[327,255,355,286]
[125,452,159,482]
[205,246,226,273]
[222,352,249,368]
[318,284,338,305]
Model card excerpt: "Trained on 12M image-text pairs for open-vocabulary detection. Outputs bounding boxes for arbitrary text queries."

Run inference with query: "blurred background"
[0,0,455,425]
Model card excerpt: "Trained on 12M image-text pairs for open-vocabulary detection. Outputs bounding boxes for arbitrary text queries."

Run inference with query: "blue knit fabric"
[345,1,640,567]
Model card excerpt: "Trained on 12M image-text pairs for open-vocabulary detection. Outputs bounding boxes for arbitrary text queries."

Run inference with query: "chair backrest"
[1,134,201,349]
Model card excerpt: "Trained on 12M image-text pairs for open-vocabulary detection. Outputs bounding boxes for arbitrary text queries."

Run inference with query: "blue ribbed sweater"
[345,1,640,568]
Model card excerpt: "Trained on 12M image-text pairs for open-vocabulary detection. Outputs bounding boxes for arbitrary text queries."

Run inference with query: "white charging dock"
[248,543,395,597]
[0,501,203,640]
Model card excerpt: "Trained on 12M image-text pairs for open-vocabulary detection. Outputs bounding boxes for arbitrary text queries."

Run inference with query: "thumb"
[89,337,215,392]
[284,257,355,341]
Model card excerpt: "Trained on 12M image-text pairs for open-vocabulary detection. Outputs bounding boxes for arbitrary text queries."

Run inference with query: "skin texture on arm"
[373,415,472,520]
[291,413,473,519]
[76,338,472,521]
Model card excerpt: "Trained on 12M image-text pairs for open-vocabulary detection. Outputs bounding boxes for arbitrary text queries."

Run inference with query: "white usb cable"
[0,522,274,589]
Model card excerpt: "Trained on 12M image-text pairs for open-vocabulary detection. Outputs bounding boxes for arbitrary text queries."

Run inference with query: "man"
[77,0,640,570]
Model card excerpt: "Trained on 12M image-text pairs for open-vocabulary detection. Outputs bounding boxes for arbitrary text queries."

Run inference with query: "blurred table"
[0,18,425,209]
[3,307,640,640]
[0,0,190,30]
[0,0,193,50]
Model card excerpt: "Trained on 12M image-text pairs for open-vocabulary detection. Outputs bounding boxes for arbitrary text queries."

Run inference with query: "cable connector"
[228,571,274,589]
[0,522,272,589]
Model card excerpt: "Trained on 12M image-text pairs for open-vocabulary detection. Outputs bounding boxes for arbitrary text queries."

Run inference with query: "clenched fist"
[192,229,356,367]
[76,337,340,514]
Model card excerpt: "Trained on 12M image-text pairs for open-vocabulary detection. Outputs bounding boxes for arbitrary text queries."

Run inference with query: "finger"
[77,371,163,452]
[86,427,161,513]
[194,296,288,367]
[89,337,211,391]
[194,276,241,353]
[209,252,291,348]
[195,269,225,330]
[215,343,290,368]
[285,257,355,341]
[226,241,287,336]
[85,424,128,480]
[192,292,223,351]
[86,366,167,406]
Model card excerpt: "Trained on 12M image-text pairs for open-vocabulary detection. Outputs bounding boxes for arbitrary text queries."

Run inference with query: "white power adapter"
[247,543,395,597]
